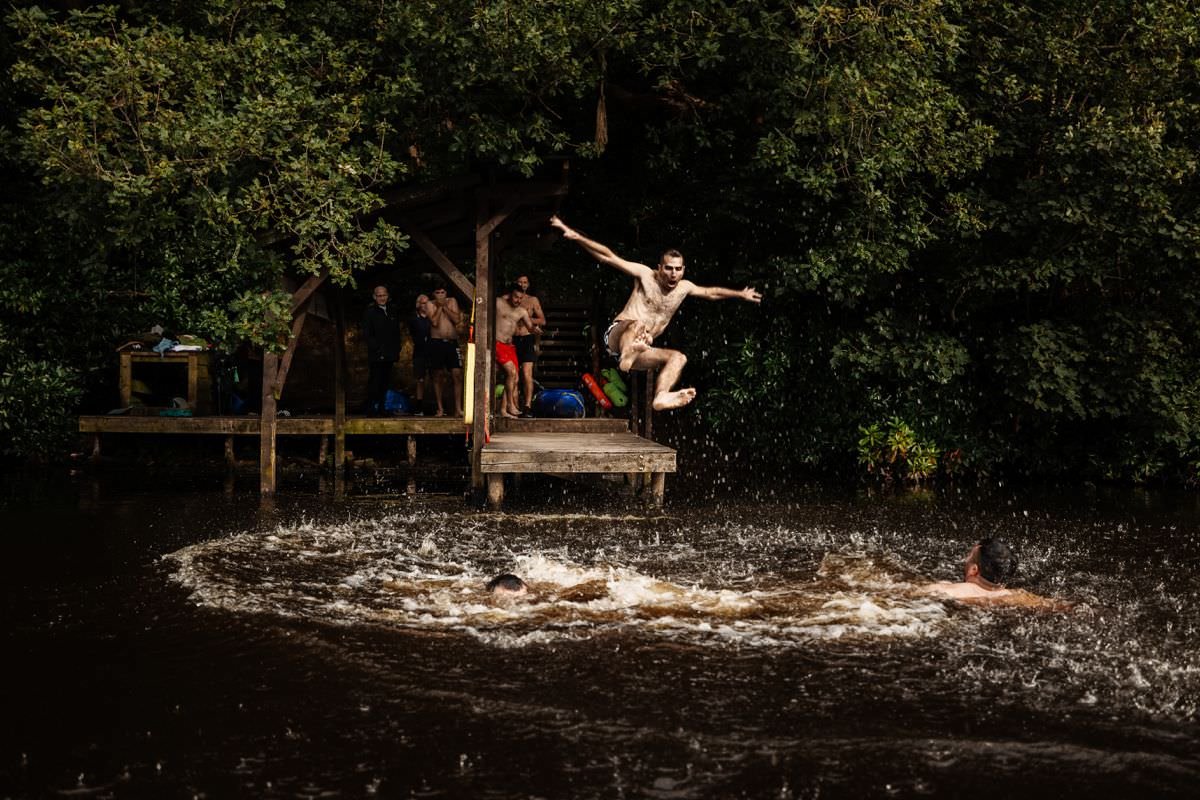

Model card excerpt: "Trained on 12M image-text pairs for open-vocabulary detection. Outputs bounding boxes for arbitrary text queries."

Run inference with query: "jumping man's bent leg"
[616,321,652,372]
[652,349,694,410]
[628,347,696,411]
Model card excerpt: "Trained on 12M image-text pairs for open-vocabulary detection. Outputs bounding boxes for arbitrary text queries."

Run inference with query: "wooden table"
[119,350,212,414]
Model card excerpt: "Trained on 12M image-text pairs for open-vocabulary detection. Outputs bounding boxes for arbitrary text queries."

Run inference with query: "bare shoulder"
[919,581,970,598]
[969,589,1075,612]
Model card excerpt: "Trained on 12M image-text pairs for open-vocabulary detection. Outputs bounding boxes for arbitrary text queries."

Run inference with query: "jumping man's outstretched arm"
[550,216,648,277]
[688,284,763,303]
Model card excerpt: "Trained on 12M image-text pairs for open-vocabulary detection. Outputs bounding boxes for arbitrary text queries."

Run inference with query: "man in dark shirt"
[407,294,432,416]
[362,284,401,416]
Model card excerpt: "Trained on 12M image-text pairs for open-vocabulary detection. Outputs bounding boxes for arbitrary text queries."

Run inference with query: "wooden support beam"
[400,216,475,299]
[470,194,493,497]
[380,174,482,210]
[406,434,418,495]
[487,474,504,510]
[476,197,520,241]
[477,182,569,202]
[334,300,347,473]
[648,471,666,508]
[224,436,235,468]
[273,308,309,398]
[289,269,329,314]
[260,353,279,495]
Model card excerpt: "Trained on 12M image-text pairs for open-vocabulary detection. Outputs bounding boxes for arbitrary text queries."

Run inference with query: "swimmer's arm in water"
[919,582,1073,612]
[550,216,650,278]
[971,589,1076,612]
[688,283,763,303]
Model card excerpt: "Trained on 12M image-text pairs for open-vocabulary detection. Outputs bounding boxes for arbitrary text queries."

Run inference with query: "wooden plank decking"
[480,431,675,509]
[79,414,465,435]
[79,414,673,508]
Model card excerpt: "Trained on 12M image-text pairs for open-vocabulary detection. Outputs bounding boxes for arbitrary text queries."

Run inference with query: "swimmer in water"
[921,538,1070,610]
[486,573,529,597]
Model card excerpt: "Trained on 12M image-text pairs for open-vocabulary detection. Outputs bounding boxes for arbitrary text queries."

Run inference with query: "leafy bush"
[0,347,81,460]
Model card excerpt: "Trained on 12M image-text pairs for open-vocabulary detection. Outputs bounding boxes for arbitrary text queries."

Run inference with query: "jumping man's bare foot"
[619,322,652,371]
[435,409,446,417]
[652,387,696,411]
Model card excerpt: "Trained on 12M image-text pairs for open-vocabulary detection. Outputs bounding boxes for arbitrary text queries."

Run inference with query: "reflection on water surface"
[3,479,1199,797]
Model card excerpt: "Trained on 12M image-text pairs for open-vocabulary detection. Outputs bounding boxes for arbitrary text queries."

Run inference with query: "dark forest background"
[1,0,1198,482]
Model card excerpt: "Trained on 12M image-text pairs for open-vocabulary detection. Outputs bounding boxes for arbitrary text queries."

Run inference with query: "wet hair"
[485,573,527,593]
[976,538,1018,584]
[660,248,684,265]
[508,281,525,295]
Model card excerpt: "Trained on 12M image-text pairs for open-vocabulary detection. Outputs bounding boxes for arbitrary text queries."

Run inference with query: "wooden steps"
[536,304,592,388]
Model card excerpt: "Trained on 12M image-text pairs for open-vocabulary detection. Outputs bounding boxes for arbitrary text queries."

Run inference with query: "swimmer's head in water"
[486,573,528,596]
[967,538,1018,585]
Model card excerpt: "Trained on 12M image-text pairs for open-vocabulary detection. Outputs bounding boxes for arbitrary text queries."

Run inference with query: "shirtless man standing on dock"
[550,216,761,410]
[495,283,540,419]
[426,285,463,417]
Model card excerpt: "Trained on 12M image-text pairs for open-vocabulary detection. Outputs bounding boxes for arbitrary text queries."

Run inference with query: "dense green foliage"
[1,1,1198,480]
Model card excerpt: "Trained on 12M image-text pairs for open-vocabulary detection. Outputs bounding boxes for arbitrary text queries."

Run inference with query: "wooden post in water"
[648,471,666,508]
[486,474,504,510]
[469,194,494,503]
[259,352,279,494]
[333,299,347,474]
[406,435,417,495]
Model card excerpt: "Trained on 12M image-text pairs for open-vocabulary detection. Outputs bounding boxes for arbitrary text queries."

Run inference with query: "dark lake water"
[3,471,1199,798]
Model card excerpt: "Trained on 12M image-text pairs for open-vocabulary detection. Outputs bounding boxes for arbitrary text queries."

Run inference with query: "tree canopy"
[2,0,1198,482]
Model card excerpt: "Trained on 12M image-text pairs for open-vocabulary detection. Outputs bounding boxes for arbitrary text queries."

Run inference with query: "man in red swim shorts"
[494,283,540,418]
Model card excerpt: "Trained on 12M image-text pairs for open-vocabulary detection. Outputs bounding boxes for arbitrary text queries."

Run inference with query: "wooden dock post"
[486,474,504,509]
[648,471,666,508]
[333,300,347,474]
[469,194,494,504]
[406,434,418,495]
[259,353,279,494]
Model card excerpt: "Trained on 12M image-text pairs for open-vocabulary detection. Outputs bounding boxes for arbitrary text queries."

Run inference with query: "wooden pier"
[78,169,679,507]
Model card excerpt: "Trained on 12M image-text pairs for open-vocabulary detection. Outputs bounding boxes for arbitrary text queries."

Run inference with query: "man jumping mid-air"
[550,216,761,411]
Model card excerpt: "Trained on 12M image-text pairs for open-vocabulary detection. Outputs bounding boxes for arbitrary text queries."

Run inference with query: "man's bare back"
[550,215,761,411]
